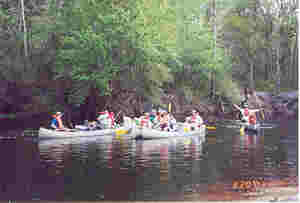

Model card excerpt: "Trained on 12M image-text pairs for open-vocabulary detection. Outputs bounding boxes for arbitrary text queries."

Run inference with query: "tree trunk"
[20,0,30,80]
[264,63,269,81]
[20,0,28,59]
[276,47,281,94]
[292,24,298,88]
[210,0,216,97]
[250,62,254,90]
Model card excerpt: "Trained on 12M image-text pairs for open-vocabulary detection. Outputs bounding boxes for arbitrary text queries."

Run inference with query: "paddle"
[184,139,191,145]
[206,126,216,130]
[240,126,245,135]
[260,109,265,120]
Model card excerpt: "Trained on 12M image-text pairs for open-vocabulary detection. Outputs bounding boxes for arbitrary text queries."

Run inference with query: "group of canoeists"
[50,110,117,131]
[134,109,204,132]
[49,99,262,133]
[50,108,205,132]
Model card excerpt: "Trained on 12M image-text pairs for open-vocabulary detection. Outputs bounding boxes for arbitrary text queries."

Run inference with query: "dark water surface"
[0,120,297,200]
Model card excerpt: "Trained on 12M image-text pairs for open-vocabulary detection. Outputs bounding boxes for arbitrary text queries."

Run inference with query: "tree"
[221,0,298,91]
[52,0,177,105]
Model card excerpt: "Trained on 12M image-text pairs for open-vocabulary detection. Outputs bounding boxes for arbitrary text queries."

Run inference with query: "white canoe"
[38,117,134,139]
[132,123,206,139]
[38,133,114,148]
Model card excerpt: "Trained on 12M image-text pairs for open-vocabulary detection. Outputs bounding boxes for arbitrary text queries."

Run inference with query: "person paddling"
[50,112,69,131]
[97,110,115,129]
[233,103,261,124]
[190,110,204,130]
[184,110,204,131]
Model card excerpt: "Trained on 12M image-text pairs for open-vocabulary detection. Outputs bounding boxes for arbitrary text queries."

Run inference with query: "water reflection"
[231,133,265,181]
[0,121,297,201]
[132,136,206,200]
[0,136,41,200]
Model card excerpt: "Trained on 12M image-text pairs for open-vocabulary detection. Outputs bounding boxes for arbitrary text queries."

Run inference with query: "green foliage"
[255,79,275,92]
[216,73,242,103]
[224,15,254,34]
[53,0,179,99]
[4,0,297,110]
[172,0,234,95]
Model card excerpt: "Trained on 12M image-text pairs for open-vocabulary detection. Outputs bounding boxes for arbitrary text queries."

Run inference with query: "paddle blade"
[206,126,216,130]
[240,126,245,135]
[115,129,128,136]
[260,110,265,120]
[184,139,191,145]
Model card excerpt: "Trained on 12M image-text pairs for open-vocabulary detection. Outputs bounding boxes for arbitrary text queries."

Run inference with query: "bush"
[255,80,275,92]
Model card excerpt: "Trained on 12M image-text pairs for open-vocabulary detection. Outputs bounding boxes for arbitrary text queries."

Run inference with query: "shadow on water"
[0,119,297,200]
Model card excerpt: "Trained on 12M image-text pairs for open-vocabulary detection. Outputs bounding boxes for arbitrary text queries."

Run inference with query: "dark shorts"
[160,123,167,129]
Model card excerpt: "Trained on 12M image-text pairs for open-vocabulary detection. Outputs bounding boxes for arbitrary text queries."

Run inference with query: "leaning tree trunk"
[275,47,281,95]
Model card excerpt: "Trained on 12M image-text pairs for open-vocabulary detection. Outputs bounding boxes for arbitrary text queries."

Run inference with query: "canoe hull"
[38,116,133,140]
[132,124,206,139]
[39,126,132,140]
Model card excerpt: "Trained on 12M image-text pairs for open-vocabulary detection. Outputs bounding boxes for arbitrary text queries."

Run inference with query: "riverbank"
[0,79,297,130]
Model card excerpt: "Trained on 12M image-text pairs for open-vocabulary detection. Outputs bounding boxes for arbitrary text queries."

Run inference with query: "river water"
[0,120,298,201]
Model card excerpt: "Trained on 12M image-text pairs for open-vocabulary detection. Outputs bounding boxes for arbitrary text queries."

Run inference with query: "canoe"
[38,133,113,147]
[38,117,133,140]
[132,123,206,139]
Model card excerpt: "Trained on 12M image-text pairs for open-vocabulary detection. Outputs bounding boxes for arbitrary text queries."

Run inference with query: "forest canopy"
[0,0,297,109]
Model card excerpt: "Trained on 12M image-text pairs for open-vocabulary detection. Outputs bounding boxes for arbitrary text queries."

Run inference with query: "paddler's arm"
[250,109,262,113]
[233,104,241,111]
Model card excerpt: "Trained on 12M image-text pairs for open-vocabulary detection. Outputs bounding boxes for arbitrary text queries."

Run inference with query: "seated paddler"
[184,110,204,131]
[97,110,115,129]
[50,112,69,131]
[233,102,261,124]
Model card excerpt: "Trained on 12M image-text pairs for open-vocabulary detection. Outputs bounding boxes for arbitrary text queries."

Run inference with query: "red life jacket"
[249,114,256,125]
[109,112,115,125]
[141,116,150,127]
[243,108,249,116]
[191,115,197,122]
